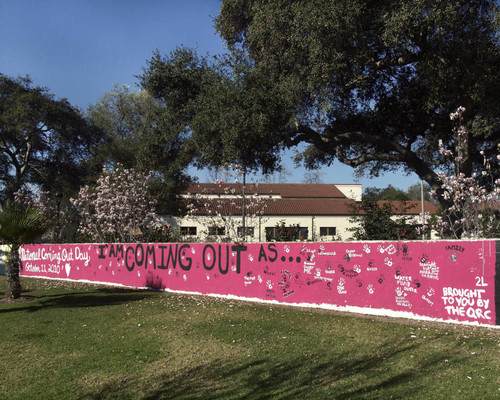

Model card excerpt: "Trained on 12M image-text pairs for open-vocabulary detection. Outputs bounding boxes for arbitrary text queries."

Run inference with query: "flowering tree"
[71,165,163,243]
[420,107,500,239]
[13,185,64,241]
[432,165,499,239]
[13,186,49,214]
[186,165,271,243]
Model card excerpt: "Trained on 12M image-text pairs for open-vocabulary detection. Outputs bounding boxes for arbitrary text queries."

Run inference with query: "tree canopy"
[406,182,433,202]
[363,185,410,202]
[349,199,419,241]
[0,74,104,202]
[140,47,292,174]
[218,0,500,189]
[140,0,500,210]
[86,85,193,214]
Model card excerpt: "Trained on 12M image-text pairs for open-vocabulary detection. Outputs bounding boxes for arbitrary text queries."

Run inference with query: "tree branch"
[0,138,21,171]
[289,122,444,192]
[375,52,420,70]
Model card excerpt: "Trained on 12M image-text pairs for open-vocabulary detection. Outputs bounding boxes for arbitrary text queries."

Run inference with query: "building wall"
[174,183,434,241]
[20,240,500,326]
[334,184,362,201]
[165,214,359,243]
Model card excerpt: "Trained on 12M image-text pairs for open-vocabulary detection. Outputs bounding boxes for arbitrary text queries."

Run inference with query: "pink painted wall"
[20,240,499,326]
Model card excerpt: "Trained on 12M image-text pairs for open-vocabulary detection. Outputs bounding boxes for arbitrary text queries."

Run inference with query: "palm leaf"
[0,200,51,245]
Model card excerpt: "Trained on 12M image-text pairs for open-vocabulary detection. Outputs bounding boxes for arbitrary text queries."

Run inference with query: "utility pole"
[421,180,425,240]
[242,167,246,239]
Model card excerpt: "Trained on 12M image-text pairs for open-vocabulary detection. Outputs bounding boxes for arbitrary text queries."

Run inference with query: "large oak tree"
[140,47,290,174]
[141,0,500,210]
[0,74,104,202]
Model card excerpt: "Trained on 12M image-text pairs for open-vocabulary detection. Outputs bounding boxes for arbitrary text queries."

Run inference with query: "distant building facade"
[164,183,437,242]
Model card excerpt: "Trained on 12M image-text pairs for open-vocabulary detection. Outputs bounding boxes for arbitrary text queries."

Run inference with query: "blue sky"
[0,0,420,190]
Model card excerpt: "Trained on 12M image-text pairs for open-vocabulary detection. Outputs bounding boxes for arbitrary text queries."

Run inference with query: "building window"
[208,226,226,236]
[265,226,308,241]
[180,226,197,236]
[299,227,309,240]
[237,227,255,237]
[265,227,278,241]
[320,227,336,236]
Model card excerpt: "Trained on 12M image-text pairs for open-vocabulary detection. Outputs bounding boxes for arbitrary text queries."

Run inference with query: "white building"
[165,183,437,242]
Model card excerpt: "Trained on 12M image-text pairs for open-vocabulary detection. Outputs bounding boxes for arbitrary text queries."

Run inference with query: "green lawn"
[0,277,499,399]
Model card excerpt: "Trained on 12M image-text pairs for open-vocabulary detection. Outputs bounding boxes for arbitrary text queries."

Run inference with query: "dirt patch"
[0,295,38,305]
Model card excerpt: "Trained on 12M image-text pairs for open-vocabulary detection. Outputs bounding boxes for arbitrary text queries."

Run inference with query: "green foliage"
[138,1,500,211]
[0,200,51,298]
[86,85,159,170]
[407,182,434,202]
[267,219,306,242]
[0,74,104,203]
[363,182,436,204]
[0,200,51,246]
[136,224,182,243]
[139,47,294,174]
[363,185,410,202]
[349,200,419,240]
[213,0,500,208]
[87,84,192,215]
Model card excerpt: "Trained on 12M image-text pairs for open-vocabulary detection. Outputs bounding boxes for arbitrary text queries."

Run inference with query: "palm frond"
[0,200,52,245]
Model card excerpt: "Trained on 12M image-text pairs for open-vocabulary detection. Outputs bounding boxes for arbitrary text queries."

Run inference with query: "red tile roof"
[183,183,437,217]
[477,201,500,211]
[185,183,347,198]
[188,197,358,216]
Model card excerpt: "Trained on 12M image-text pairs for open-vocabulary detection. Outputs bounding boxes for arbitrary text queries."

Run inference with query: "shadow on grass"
[0,288,150,314]
[86,338,456,400]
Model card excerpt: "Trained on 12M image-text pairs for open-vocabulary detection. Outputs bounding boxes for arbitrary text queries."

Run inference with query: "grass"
[0,277,499,399]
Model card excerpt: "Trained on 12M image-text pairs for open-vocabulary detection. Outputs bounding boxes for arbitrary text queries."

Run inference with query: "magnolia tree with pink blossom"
[415,107,500,239]
[14,186,51,217]
[70,165,164,243]
[13,185,67,241]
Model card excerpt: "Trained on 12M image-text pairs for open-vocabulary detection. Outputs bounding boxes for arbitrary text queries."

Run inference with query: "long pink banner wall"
[20,240,500,326]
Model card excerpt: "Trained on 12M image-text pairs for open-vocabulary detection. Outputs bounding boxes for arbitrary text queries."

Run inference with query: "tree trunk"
[6,245,21,299]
